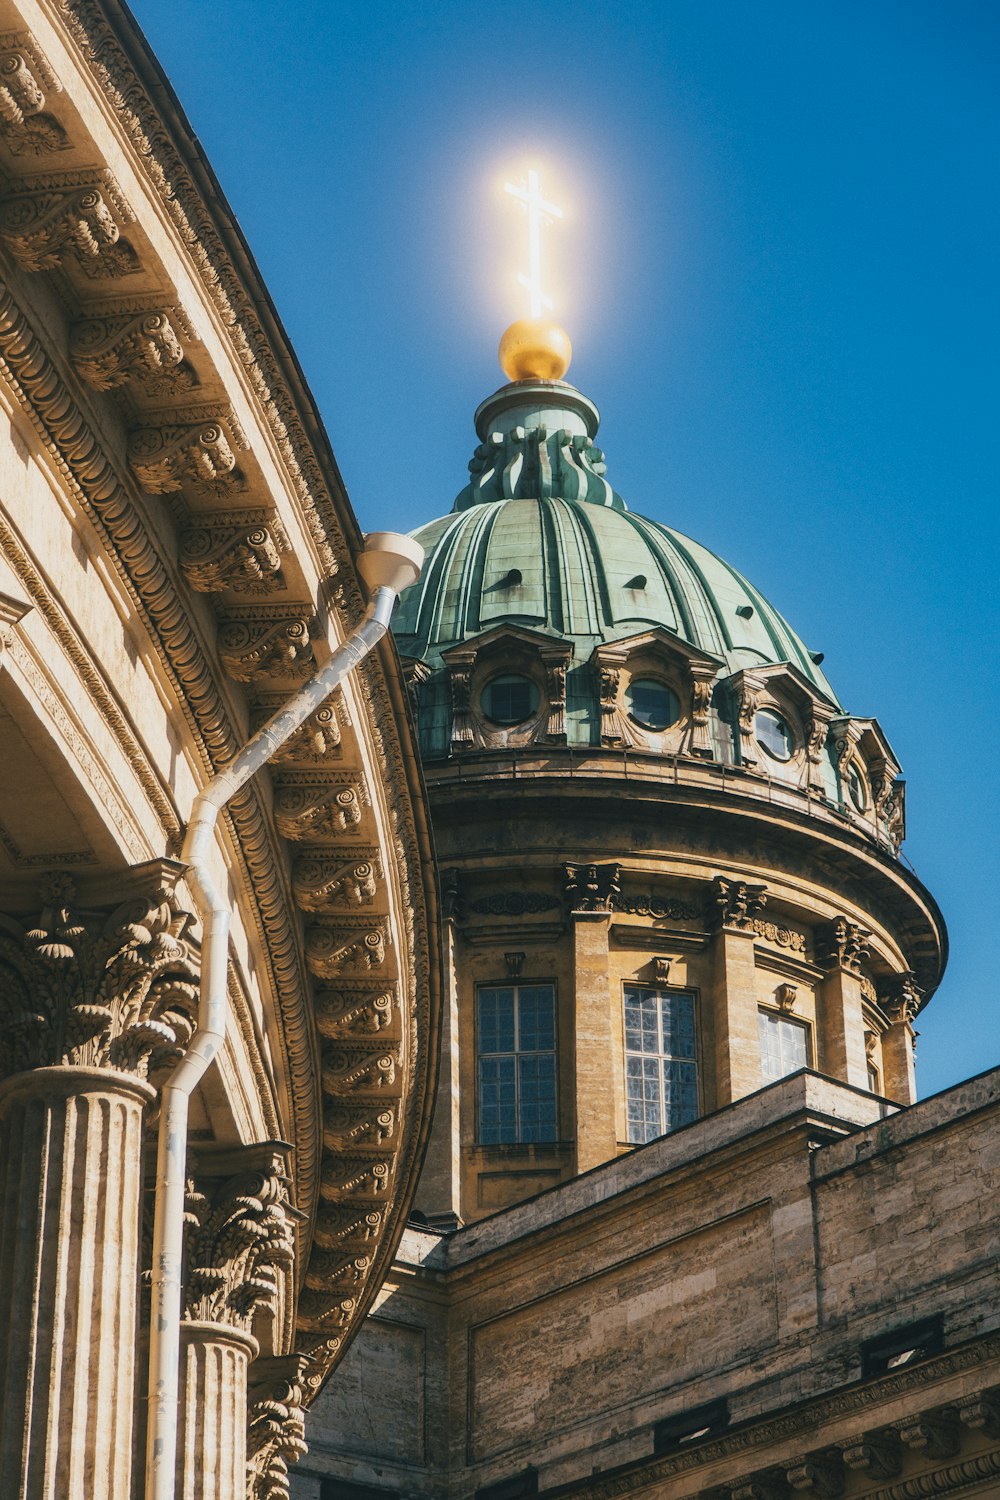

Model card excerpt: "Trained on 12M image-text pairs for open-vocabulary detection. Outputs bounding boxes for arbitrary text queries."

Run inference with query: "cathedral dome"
[395,375,836,700]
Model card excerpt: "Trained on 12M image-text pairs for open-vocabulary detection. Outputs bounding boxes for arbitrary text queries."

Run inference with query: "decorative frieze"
[0,171,137,275]
[816,917,871,976]
[180,511,289,594]
[469,890,558,917]
[292,852,382,911]
[706,875,767,934]
[0,864,197,1080]
[0,39,67,155]
[305,920,388,977]
[752,918,807,954]
[616,891,700,921]
[217,613,317,682]
[127,417,244,493]
[563,861,621,913]
[69,309,195,395]
[247,1355,308,1500]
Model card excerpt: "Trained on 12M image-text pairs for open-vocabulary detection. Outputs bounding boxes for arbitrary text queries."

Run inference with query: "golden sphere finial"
[498,318,572,383]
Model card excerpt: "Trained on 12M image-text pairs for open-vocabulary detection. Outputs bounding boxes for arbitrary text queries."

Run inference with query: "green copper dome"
[395,376,836,702]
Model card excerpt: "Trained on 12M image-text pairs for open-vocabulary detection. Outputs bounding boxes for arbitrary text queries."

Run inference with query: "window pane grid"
[759,1010,810,1082]
[623,986,698,1145]
[478,984,557,1144]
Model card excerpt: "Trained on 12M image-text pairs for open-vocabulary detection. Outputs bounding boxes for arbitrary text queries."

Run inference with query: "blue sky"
[127,0,999,1097]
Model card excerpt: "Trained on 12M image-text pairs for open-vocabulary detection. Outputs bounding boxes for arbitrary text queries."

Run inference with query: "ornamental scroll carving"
[127,418,244,494]
[305,919,388,977]
[706,875,768,933]
[218,614,317,682]
[0,865,197,1080]
[273,776,367,840]
[70,309,195,395]
[816,917,871,976]
[0,40,68,155]
[258,700,345,764]
[247,1355,309,1500]
[180,511,289,594]
[314,981,396,1039]
[292,852,383,910]
[688,667,715,758]
[183,1147,296,1331]
[563,861,621,913]
[598,663,627,745]
[0,171,138,275]
[730,670,766,769]
[541,643,572,743]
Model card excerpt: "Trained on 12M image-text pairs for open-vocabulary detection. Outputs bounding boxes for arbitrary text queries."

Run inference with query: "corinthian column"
[177,1143,297,1500]
[0,864,197,1500]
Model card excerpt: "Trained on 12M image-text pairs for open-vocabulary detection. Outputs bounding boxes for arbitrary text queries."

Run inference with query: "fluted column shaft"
[0,1066,153,1500]
[177,1322,258,1500]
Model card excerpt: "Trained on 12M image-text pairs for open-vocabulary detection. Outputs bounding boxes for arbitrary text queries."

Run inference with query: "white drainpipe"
[145,532,424,1500]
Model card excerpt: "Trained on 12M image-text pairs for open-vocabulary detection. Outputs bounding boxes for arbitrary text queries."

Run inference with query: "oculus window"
[482,673,539,726]
[754,708,794,761]
[623,985,698,1144]
[626,678,680,730]
[759,1009,809,1082]
[477,983,557,1144]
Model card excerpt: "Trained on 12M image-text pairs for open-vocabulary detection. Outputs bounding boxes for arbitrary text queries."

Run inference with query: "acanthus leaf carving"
[688,666,716,758]
[816,916,871,976]
[258,698,345,764]
[0,171,137,275]
[70,309,196,395]
[183,1146,296,1331]
[292,851,382,910]
[321,1043,400,1098]
[127,418,243,494]
[273,776,366,839]
[305,920,388,977]
[880,970,923,1025]
[180,511,289,594]
[247,1354,309,1500]
[0,44,68,156]
[563,861,621,913]
[217,614,317,683]
[322,1101,396,1153]
[313,982,396,1039]
[0,864,198,1080]
[312,1204,384,1252]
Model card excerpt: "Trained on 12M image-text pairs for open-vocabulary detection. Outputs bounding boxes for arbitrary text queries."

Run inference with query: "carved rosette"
[70,309,194,394]
[0,172,137,276]
[180,512,289,594]
[563,861,621,913]
[0,866,197,1081]
[880,971,923,1025]
[706,875,768,934]
[183,1148,296,1332]
[127,419,243,493]
[816,916,871,976]
[0,42,68,155]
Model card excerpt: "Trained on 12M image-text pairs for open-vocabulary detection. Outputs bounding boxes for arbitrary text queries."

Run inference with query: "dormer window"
[483,674,539,726]
[626,678,680,731]
[754,708,795,761]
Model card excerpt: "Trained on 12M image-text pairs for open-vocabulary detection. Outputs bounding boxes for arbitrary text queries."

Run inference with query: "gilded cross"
[504,168,564,318]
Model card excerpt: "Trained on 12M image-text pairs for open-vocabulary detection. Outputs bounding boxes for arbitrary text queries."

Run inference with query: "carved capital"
[292,851,382,911]
[274,776,366,839]
[0,40,68,155]
[180,511,289,594]
[218,614,317,682]
[816,916,870,976]
[70,309,195,395]
[880,970,923,1025]
[0,171,137,275]
[706,875,767,933]
[0,861,197,1080]
[184,1143,296,1333]
[127,418,246,494]
[247,1354,309,1500]
[563,861,620,913]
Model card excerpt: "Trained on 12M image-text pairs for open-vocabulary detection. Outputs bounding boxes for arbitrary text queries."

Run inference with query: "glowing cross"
[504,168,564,318]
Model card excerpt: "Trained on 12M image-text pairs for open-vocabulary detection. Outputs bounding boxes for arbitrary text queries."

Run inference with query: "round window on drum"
[482,673,539,726]
[626,678,680,731]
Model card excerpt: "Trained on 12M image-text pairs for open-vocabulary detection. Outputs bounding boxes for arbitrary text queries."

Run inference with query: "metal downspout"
[145,533,423,1500]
